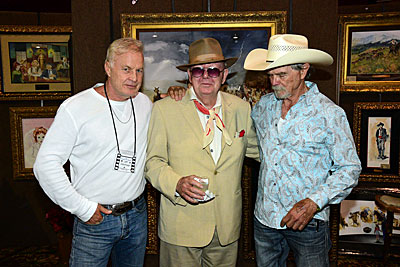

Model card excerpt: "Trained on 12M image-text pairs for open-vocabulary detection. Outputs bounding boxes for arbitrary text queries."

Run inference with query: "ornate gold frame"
[9,106,58,180]
[353,102,400,183]
[121,11,286,39]
[0,25,72,101]
[339,12,400,92]
[241,158,257,259]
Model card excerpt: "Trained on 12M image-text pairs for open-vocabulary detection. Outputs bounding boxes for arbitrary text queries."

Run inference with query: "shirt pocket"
[300,140,325,156]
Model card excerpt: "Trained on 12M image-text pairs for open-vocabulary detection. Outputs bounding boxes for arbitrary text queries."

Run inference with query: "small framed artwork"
[339,12,400,92]
[339,187,400,259]
[121,11,286,104]
[0,25,72,100]
[353,102,400,183]
[9,106,58,180]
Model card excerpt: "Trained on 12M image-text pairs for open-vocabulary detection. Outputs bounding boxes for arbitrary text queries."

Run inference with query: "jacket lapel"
[220,93,234,155]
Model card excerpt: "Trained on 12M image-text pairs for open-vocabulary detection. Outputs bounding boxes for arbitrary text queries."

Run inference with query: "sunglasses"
[190,67,224,78]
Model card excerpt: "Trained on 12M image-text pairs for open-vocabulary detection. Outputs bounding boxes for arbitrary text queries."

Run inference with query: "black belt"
[101,193,144,216]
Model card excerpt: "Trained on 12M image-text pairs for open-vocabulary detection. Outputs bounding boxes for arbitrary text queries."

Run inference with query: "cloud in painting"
[140,29,269,93]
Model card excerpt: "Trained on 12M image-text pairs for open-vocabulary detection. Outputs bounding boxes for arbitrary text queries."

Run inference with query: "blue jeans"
[254,217,331,267]
[69,197,147,267]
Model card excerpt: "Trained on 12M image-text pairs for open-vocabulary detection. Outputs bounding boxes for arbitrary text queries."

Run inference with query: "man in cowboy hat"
[244,34,361,266]
[146,37,259,266]
[376,122,389,160]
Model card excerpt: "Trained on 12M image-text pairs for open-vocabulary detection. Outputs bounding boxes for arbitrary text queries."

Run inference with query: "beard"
[272,85,291,100]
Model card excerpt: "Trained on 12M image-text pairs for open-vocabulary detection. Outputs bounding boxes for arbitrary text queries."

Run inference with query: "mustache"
[272,85,286,91]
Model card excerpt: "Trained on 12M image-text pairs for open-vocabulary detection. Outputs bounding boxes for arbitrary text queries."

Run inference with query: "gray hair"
[105,38,143,65]
[290,63,312,79]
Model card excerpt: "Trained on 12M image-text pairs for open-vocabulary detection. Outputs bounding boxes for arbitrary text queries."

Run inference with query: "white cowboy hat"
[244,34,333,71]
[177,38,237,71]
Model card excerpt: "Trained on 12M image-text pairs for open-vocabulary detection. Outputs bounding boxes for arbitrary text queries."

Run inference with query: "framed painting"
[353,102,400,183]
[0,25,72,100]
[121,11,286,104]
[9,106,58,180]
[338,187,400,260]
[339,12,400,92]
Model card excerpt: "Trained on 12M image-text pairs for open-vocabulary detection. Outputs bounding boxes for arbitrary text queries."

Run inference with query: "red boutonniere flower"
[239,130,245,137]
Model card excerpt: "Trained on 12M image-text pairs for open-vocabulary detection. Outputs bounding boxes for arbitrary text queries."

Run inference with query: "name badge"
[114,150,136,173]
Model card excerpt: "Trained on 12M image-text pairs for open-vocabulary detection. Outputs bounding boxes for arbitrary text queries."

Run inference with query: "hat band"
[269,44,307,53]
[190,53,225,65]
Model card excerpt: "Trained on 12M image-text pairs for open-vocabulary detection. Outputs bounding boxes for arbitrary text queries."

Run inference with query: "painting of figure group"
[221,70,271,107]
[9,42,70,84]
[340,200,400,244]
[151,70,271,108]
[350,30,400,76]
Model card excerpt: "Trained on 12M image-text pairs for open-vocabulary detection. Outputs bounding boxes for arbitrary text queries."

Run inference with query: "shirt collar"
[300,81,319,105]
[189,86,222,109]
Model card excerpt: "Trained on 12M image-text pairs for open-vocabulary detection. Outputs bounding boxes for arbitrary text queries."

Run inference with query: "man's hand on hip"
[176,175,205,204]
[280,198,318,231]
[86,204,112,225]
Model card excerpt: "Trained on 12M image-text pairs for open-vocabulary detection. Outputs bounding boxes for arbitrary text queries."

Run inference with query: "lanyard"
[103,84,137,170]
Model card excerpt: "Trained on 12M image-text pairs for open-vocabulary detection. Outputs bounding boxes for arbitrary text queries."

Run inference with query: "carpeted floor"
[0,245,61,266]
[1,246,399,267]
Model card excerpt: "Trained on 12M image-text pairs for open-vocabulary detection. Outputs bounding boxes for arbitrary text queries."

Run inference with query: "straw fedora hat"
[177,38,237,71]
[244,34,333,71]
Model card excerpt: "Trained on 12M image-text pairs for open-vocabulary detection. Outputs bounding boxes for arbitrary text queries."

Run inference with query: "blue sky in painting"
[352,30,400,46]
[139,29,268,93]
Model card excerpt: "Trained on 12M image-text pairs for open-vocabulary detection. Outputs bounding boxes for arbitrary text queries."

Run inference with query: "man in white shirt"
[34,38,152,266]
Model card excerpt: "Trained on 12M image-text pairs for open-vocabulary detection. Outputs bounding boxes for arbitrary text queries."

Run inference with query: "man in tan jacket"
[146,37,258,267]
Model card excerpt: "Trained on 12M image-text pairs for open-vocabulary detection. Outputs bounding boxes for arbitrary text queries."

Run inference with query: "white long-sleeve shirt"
[34,84,152,222]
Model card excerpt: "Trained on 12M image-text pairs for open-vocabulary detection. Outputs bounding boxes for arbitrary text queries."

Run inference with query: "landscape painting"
[339,12,400,92]
[349,30,400,80]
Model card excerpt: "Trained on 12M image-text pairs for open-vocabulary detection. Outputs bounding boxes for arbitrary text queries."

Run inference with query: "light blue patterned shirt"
[251,81,361,229]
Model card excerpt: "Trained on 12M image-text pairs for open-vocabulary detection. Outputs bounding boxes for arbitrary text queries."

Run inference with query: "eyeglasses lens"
[191,67,221,78]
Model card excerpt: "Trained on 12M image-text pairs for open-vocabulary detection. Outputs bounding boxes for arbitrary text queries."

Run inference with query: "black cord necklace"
[104,83,137,173]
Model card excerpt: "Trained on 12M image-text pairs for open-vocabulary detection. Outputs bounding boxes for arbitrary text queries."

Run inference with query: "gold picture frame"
[121,11,286,99]
[121,11,286,256]
[339,12,400,92]
[353,102,400,183]
[0,25,72,100]
[9,106,58,180]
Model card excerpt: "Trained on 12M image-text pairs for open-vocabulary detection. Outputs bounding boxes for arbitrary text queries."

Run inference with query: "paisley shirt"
[251,81,361,229]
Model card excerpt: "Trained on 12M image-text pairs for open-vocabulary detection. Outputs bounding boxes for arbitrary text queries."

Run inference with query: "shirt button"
[275,163,277,166]
[210,149,214,153]
[273,183,276,186]
[214,171,218,175]
[206,115,210,119]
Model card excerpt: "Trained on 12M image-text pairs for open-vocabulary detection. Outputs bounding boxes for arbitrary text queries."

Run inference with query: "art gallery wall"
[0,11,71,248]
[0,0,399,250]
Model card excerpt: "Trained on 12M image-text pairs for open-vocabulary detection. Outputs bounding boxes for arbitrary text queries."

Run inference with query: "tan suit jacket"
[146,91,258,247]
